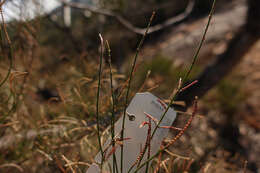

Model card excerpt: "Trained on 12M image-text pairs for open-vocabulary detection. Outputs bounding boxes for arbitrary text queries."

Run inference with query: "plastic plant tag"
[86,92,177,173]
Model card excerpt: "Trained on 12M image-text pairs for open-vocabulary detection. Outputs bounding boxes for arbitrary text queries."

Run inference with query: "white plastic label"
[86,92,177,173]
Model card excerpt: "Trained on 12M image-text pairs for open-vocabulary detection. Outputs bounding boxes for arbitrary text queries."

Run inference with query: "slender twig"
[120,12,155,172]
[96,34,104,167]
[64,162,91,167]
[62,155,76,173]
[0,6,13,88]
[59,0,194,35]
[179,80,198,92]
[182,0,216,83]
[106,40,119,173]
[0,163,23,172]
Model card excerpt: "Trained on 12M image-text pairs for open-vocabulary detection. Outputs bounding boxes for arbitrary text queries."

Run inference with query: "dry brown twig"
[59,0,195,35]
[0,163,24,172]
[62,154,76,173]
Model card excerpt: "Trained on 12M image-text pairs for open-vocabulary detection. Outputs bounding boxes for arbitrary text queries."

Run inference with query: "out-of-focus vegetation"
[0,0,259,172]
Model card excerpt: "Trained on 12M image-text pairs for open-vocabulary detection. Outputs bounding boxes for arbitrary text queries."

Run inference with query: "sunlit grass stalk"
[120,12,155,172]
[106,40,119,173]
[182,0,216,83]
[96,34,104,167]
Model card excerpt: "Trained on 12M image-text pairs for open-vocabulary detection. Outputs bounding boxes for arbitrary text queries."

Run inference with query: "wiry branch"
[59,0,195,35]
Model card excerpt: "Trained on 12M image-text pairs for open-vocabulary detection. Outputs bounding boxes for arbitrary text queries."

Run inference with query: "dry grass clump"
[0,11,127,172]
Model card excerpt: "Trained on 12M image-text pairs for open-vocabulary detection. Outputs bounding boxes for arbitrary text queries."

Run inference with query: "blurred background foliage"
[0,0,259,172]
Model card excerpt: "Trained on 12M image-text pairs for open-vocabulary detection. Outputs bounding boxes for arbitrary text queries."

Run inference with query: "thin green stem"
[106,40,119,173]
[96,34,104,167]
[132,1,216,172]
[120,12,155,173]
[182,0,216,84]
